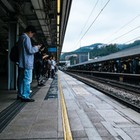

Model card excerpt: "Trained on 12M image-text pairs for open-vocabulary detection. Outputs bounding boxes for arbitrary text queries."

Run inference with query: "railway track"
[85,73,140,94]
[66,71,140,113]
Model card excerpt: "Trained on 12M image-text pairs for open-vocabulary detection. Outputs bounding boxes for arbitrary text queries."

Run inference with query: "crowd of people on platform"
[34,49,57,86]
[16,25,57,102]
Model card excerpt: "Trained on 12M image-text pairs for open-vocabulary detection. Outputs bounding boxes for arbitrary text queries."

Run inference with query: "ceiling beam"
[1,0,15,12]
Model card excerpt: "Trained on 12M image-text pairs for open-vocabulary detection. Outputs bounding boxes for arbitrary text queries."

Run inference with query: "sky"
[62,0,140,52]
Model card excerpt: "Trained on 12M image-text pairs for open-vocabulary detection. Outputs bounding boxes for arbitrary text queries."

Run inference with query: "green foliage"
[90,44,119,59]
[60,40,140,61]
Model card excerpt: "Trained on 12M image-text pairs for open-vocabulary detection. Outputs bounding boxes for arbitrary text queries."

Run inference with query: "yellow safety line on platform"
[58,72,73,140]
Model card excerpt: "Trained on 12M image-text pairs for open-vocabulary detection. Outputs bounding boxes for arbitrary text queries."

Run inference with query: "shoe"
[30,90,32,93]
[38,83,45,86]
[17,96,22,100]
[40,79,45,83]
[21,98,35,102]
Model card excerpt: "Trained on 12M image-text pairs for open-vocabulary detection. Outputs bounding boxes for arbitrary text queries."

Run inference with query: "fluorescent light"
[57,0,60,13]
[57,33,59,38]
[57,15,60,25]
[57,26,59,33]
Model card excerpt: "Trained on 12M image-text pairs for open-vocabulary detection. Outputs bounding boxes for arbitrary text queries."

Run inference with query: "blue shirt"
[18,33,39,69]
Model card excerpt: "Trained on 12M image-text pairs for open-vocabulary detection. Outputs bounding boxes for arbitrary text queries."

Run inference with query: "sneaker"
[38,83,45,86]
[17,95,22,100]
[30,90,32,93]
[40,79,45,83]
[21,98,35,102]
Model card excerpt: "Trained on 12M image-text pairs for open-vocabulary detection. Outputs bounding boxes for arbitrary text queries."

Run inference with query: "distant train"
[67,46,140,74]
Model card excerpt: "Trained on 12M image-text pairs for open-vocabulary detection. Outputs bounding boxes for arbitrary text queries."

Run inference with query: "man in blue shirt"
[17,25,41,102]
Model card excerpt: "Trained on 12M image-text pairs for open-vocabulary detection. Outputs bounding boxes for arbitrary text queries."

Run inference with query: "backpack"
[10,44,19,63]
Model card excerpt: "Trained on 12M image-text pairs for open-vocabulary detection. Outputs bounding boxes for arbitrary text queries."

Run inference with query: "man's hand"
[37,44,42,49]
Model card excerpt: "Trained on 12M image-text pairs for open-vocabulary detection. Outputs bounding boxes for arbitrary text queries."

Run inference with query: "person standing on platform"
[17,25,41,102]
[51,56,56,78]
[34,48,48,86]
[34,49,43,86]
[47,56,52,79]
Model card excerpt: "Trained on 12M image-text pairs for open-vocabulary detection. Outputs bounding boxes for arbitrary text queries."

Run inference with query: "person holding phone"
[17,25,41,102]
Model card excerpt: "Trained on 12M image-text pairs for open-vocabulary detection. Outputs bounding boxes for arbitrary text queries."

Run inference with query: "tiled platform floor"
[0,71,140,140]
[59,71,140,140]
[0,77,63,140]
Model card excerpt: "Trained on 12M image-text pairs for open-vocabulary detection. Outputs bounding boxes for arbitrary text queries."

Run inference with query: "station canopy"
[0,0,72,61]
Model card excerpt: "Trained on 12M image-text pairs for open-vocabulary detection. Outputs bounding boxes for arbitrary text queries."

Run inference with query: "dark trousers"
[48,69,51,78]
[51,69,55,78]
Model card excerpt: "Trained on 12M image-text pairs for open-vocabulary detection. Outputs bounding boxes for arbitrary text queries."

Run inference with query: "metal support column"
[8,22,19,90]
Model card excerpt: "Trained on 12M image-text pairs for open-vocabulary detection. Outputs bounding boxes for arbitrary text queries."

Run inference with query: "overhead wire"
[73,0,99,49]
[111,14,140,35]
[80,0,99,35]
[80,0,111,40]
[74,0,111,49]
[77,1,140,47]
[108,25,140,43]
[124,36,140,44]
[102,14,140,42]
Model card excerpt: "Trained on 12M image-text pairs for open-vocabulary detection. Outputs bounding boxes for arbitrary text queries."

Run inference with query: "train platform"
[0,76,63,140]
[0,71,140,140]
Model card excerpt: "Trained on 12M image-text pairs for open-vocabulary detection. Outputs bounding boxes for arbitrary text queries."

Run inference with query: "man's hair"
[25,25,36,33]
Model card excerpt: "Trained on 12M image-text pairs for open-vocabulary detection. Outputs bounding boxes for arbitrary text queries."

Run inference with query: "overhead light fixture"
[57,32,59,38]
[57,15,60,25]
[57,37,59,42]
[57,0,60,14]
[57,26,59,33]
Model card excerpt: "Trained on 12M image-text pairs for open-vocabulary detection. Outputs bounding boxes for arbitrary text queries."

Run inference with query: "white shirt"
[51,59,56,69]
